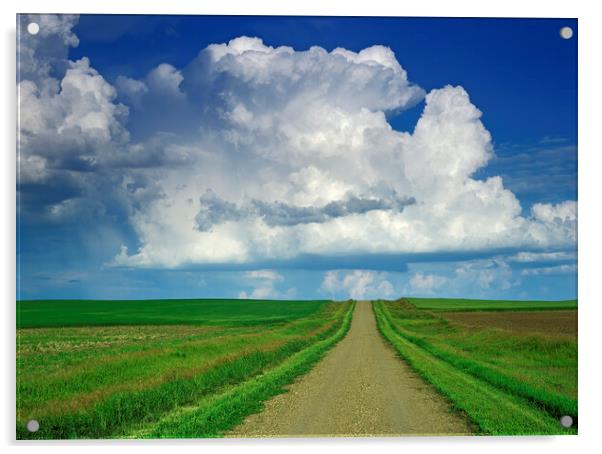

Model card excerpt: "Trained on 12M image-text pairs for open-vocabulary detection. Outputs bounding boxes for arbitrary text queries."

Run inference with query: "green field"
[17,298,354,439]
[406,297,577,312]
[373,299,577,435]
[17,298,329,328]
[16,297,577,438]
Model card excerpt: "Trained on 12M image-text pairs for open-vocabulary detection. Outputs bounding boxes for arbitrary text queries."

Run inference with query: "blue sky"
[17,15,577,300]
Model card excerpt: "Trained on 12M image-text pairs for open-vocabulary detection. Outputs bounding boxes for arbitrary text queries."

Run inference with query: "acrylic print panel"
[16,14,577,439]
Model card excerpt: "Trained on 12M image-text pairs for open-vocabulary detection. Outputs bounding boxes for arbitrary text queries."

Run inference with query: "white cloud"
[454,259,515,291]
[115,75,148,108]
[146,63,185,97]
[238,288,270,299]
[320,270,396,299]
[404,259,521,298]
[521,264,578,276]
[19,56,128,150]
[532,200,576,224]
[243,269,283,281]
[508,250,576,262]
[238,269,293,299]
[331,45,405,74]
[409,272,447,293]
[17,15,128,182]
[17,154,48,184]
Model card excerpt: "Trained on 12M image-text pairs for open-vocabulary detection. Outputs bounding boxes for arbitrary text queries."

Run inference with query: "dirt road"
[229,301,472,437]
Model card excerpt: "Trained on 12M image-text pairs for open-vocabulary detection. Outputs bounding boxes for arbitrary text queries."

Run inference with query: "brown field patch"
[442,310,577,336]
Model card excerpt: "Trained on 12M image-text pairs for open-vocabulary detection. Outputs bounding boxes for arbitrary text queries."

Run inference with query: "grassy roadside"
[373,300,576,435]
[383,300,576,419]
[139,300,356,438]
[392,327,576,419]
[17,300,351,439]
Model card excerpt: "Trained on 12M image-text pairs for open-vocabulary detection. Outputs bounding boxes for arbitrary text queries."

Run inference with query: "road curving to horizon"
[229,300,473,437]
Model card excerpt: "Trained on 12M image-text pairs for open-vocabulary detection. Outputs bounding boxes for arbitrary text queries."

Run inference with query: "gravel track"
[229,301,473,437]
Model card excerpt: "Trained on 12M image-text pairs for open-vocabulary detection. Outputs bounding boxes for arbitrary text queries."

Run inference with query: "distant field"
[373,299,577,435]
[406,297,577,312]
[17,299,353,439]
[17,298,329,329]
[444,310,577,336]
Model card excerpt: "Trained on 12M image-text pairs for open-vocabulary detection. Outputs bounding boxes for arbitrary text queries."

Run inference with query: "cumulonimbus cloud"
[17,17,577,270]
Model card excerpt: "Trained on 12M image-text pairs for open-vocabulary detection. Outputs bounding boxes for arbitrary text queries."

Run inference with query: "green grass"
[17,298,329,328]
[17,299,352,439]
[373,300,577,435]
[406,297,577,312]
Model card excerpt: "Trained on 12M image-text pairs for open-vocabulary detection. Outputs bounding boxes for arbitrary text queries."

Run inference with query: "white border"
[2,1,601,453]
